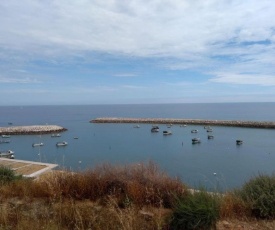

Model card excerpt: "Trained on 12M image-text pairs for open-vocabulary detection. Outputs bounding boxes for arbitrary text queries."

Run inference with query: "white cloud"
[0,76,41,84]
[209,73,275,86]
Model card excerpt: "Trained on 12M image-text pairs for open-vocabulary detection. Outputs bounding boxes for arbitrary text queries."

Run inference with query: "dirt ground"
[217,219,275,230]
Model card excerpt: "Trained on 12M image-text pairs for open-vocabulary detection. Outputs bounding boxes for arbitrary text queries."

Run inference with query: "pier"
[0,125,67,135]
[91,117,275,129]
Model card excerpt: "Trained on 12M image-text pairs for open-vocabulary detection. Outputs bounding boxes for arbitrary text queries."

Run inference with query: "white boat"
[133,125,140,128]
[0,150,15,159]
[1,135,10,138]
[192,138,201,144]
[208,135,214,139]
[151,126,160,132]
[163,130,172,135]
[191,129,198,133]
[51,133,61,137]
[0,140,10,144]
[32,143,44,147]
[180,124,187,127]
[56,141,68,147]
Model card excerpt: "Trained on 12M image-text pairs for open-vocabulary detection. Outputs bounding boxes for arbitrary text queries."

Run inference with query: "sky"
[0,0,275,105]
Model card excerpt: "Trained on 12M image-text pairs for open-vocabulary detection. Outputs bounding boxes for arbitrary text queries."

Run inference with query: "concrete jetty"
[91,117,275,129]
[0,158,58,178]
[0,125,67,135]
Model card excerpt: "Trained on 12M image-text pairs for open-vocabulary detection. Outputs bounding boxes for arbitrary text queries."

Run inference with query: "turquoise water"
[1,103,275,191]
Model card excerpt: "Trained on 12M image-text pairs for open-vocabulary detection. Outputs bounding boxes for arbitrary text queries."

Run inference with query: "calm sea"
[1,103,275,191]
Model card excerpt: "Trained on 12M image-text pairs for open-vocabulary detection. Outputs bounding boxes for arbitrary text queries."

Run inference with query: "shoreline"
[91,117,275,129]
[0,125,67,135]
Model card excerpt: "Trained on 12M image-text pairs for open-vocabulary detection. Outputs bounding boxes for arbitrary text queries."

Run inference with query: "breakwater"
[91,117,275,129]
[0,125,67,135]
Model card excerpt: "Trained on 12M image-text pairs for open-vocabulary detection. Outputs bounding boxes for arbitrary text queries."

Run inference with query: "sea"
[1,102,275,191]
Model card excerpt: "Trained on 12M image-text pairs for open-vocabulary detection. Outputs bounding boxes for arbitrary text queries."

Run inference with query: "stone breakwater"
[0,125,67,135]
[91,117,275,129]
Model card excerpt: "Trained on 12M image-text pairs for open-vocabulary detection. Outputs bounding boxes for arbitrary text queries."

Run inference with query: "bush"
[238,174,275,219]
[170,190,220,230]
[0,166,20,185]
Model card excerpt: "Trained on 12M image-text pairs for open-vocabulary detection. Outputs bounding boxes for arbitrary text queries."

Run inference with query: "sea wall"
[0,125,67,135]
[91,117,275,129]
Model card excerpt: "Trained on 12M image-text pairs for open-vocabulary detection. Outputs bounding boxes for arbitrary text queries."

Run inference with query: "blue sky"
[0,0,275,105]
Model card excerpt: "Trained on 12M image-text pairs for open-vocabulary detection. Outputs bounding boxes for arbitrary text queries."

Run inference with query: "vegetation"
[237,174,275,219]
[0,163,275,229]
[170,190,220,230]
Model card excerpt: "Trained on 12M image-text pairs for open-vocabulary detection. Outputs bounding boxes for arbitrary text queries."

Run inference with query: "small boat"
[0,150,15,159]
[151,126,160,132]
[56,141,68,147]
[0,140,10,144]
[236,140,243,145]
[163,130,172,135]
[191,129,198,133]
[192,138,201,144]
[133,125,140,128]
[51,133,61,137]
[167,124,173,128]
[74,137,79,139]
[206,128,213,132]
[208,135,214,139]
[32,143,44,147]
[1,135,10,138]
[180,124,187,127]
[8,122,13,125]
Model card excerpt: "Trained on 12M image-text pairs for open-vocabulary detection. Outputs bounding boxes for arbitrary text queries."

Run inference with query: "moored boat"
[163,130,172,135]
[192,138,201,144]
[32,143,44,147]
[56,141,68,147]
[208,135,214,139]
[151,126,160,132]
[0,150,15,159]
[236,140,243,145]
[133,125,140,128]
[51,133,61,137]
[191,129,198,133]
[0,140,10,144]
[1,135,10,138]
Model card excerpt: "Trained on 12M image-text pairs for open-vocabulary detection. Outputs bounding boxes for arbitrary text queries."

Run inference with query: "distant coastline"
[91,117,275,129]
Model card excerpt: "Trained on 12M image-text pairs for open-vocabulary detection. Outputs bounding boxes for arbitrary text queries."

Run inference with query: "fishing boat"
[151,126,160,132]
[32,143,44,147]
[0,140,10,144]
[208,135,214,139]
[0,150,15,159]
[192,138,201,144]
[236,140,243,145]
[191,129,198,133]
[56,141,68,147]
[51,133,61,137]
[163,130,172,135]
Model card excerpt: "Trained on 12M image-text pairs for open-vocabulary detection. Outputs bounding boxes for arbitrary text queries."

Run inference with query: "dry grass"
[1,162,275,229]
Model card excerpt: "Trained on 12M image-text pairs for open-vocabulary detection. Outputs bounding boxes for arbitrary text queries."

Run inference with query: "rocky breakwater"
[0,125,67,135]
[91,117,275,129]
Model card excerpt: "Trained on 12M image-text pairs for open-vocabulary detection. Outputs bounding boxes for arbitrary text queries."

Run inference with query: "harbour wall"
[91,117,275,129]
[0,125,67,135]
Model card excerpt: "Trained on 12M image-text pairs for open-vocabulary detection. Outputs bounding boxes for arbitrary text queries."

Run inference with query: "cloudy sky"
[0,0,274,105]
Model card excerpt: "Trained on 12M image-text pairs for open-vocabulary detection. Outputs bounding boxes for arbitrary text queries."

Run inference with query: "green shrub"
[170,190,220,230]
[0,166,21,185]
[238,174,275,219]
